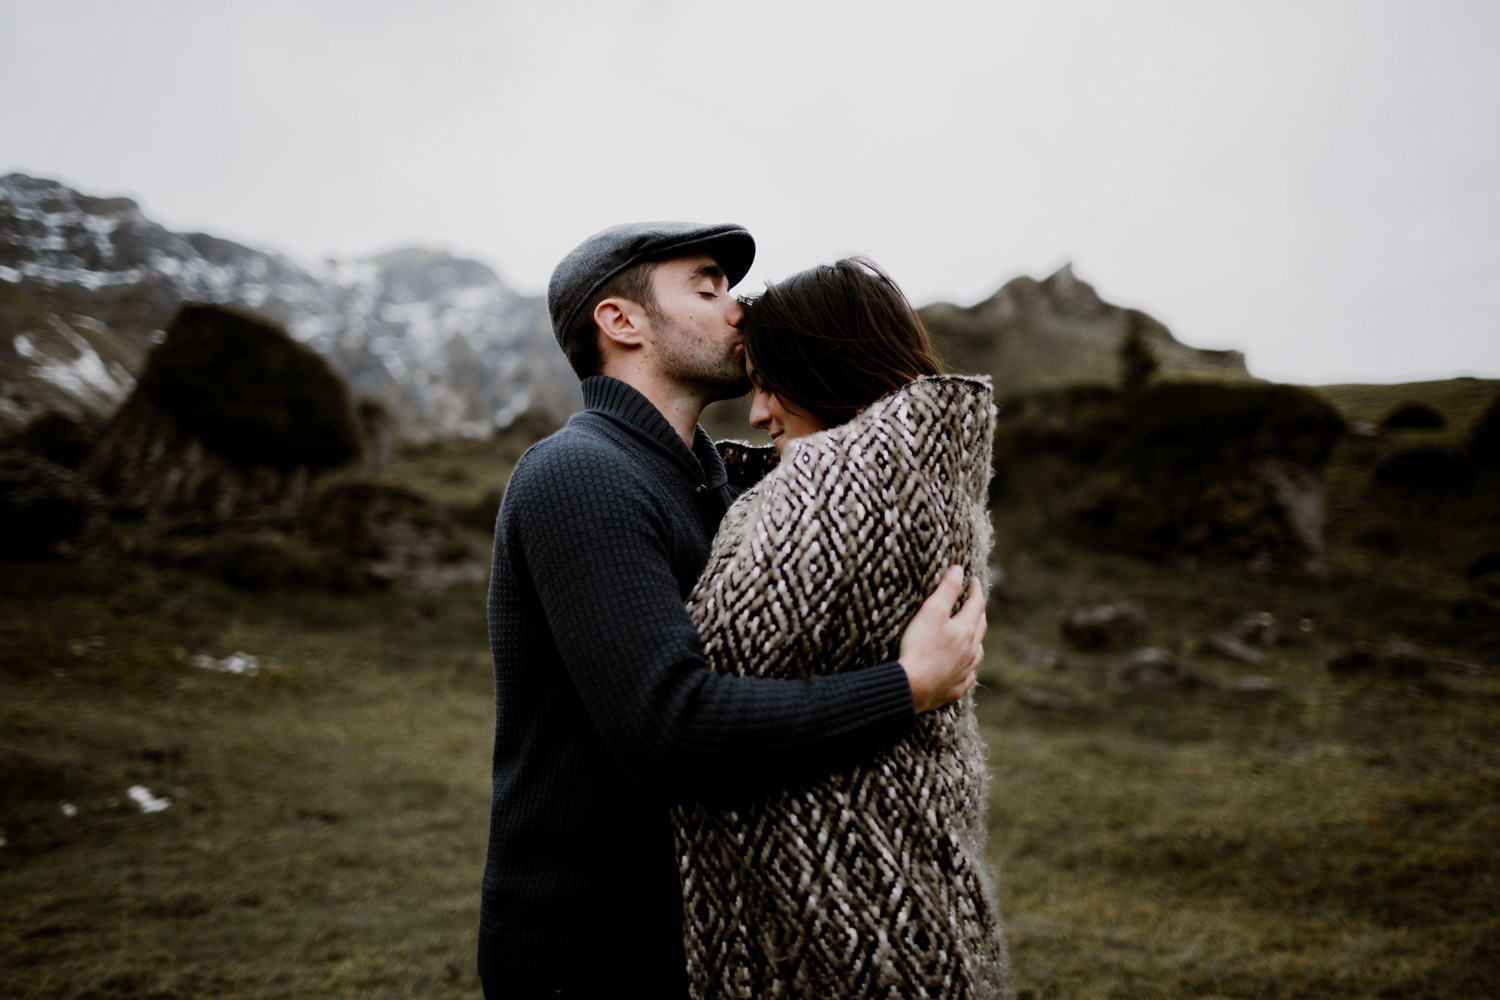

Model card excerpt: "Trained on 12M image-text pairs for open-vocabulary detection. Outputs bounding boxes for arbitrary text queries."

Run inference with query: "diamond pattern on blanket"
[675,376,1012,999]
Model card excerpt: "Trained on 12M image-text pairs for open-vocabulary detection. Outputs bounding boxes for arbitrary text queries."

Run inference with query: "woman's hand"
[898,566,987,714]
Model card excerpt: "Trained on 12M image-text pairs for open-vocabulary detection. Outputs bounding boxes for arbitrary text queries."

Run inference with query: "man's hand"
[898,566,987,714]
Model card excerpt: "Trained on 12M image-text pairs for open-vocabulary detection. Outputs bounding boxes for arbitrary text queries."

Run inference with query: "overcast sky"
[5,0,1497,385]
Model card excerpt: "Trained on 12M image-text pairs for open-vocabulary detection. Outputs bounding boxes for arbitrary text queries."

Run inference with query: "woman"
[674,258,1010,999]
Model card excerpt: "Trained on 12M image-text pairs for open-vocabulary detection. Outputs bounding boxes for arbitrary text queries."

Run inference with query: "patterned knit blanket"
[676,375,1011,999]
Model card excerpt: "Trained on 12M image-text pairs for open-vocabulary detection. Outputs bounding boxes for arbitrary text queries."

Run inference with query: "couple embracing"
[479,222,1011,999]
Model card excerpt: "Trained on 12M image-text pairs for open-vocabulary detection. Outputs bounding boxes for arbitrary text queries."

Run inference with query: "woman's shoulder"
[820,373,995,455]
[883,373,994,414]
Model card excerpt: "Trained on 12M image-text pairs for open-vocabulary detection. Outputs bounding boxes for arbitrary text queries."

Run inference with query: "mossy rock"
[5,413,95,468]
[994,383,1123,460]
[1061,382,1344,572]
[0,449,112,560]
[1468,391,1500,468]
[301,480,485,589]
[1111,382,1345,471]
[1374,446,1473,489]
[1380,402,1446,430]
[135,303,360,472]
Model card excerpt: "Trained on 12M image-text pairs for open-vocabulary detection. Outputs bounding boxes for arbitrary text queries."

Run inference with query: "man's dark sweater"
[478,376,918,994]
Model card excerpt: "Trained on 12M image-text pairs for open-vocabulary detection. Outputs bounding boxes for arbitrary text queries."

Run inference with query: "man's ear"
[594,297,648,350]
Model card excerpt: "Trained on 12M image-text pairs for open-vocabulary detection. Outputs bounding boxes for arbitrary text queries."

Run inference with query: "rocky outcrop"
[918,263,1252,397]
[1327,642,1430,679]
[2,412,95,468]
[301,480,486,590]
[85,304,361,518]
[1373,446,1473,489]
[1467,390,1500,468]
[0,449,111,559]
[1381,402,1446,430]
[1060,602,1150,650]
[1117,647,1217,691]
[1060,381,1345,573]
[1199,612,1282,666]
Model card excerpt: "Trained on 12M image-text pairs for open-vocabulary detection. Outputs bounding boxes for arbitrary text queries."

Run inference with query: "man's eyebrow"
[690,262,726,282]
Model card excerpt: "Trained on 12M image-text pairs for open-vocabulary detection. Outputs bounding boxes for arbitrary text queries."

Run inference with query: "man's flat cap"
[547,221,755,350]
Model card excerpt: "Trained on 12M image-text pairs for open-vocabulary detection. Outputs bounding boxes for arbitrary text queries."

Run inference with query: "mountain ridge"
[918,262,1253,397]
[5,172,1256,446]
[0,172,580,442]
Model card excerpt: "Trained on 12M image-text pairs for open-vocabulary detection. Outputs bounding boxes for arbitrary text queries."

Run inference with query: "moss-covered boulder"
[1380,402,1446,431]
[3,413,95,469]
[0,449,111,559]
[1063,382,1345,573]
[301,479,487,590]
[1468,391,1500,468]
[1374,446,1473,489]
[135,303,360,469]
[85,304,361,517]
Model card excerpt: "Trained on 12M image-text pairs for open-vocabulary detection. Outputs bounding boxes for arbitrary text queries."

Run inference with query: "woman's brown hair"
[742,256,943,428]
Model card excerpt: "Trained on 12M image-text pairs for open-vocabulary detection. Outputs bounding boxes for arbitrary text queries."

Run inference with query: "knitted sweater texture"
[479,376,917,994]
[675,375,1011,999]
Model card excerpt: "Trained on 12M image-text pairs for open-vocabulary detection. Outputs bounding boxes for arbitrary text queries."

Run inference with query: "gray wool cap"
[547,221,756,350]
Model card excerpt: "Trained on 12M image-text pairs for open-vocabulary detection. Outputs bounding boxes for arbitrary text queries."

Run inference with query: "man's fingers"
[930,565,965,607]
[952,575,986,625]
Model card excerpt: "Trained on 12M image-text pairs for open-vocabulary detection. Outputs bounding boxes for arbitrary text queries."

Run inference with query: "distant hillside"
[0,173,581,442]
[918,264,1252,398]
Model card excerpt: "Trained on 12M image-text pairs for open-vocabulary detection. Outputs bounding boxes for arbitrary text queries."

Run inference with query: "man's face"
[643,254,750,401]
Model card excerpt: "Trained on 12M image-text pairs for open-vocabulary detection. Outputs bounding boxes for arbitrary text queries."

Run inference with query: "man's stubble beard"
[655,314,751,404]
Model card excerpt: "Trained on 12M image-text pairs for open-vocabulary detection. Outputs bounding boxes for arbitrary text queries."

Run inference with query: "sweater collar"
[578,376,731,497]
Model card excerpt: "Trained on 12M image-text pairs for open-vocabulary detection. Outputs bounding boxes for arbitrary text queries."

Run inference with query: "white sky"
[4,0,1497,385]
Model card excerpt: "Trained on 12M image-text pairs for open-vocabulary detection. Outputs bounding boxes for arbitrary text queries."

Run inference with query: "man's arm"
[509,445,980,801]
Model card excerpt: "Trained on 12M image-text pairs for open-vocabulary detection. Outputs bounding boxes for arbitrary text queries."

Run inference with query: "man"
[479,222,986,998]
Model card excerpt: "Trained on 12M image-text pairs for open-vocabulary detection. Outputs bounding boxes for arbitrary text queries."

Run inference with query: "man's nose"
[727,295,746,327]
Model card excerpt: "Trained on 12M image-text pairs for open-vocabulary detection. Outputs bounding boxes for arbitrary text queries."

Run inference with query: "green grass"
[2,567,494,999]
[1312,378,1499,427]
[3,380,1499,998]
[977,553,1500,997]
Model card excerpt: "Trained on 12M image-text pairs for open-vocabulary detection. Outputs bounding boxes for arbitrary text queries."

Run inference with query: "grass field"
[3,379,1498,998]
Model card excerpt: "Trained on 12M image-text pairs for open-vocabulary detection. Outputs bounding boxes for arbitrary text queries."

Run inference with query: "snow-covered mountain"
[0,173,581,441]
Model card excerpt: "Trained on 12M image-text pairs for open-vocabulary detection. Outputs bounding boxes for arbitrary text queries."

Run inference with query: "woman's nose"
[749,391,770,429]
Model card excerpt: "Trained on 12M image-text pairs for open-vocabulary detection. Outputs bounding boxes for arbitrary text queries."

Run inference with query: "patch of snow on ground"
[127,785,172,814]
[191,651,261,676]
